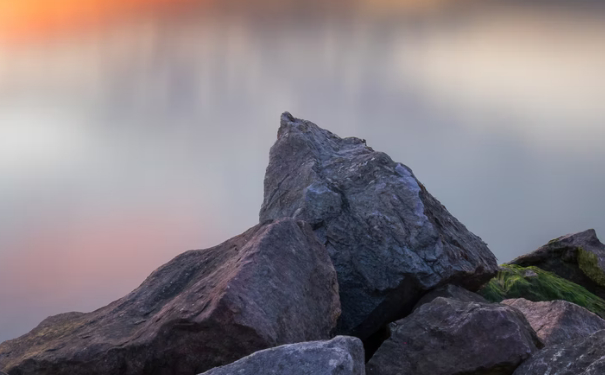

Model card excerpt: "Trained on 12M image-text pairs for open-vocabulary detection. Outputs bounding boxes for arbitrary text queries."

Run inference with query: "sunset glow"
[0,0,197,43]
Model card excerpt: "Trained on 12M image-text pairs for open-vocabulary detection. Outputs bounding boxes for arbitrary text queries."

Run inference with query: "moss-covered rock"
[578,247,605,287]
[479,264,605,318]
[509,229,605,299]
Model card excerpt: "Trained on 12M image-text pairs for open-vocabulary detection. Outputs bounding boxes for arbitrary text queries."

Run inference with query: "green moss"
[548,237,560,244]
[479,264,605,318]
[578,247,605,287]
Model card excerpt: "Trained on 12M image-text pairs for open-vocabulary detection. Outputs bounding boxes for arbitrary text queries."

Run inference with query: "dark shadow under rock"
[362,325,391,362]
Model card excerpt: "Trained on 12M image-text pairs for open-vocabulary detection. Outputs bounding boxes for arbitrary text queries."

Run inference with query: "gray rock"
[510,229,605,299]
[0,219,341,375]
[522,269,538,278]
[502,298,605,346]
[513,330,605,375]
[367,297,543,375]
[199,336,365,375]
[260,113,499,339]
[413,284,488,311]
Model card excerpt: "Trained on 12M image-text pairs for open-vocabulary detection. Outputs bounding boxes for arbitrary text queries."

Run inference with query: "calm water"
[1,0,605,342]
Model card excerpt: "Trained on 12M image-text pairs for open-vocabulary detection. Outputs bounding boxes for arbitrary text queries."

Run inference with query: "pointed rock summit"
[260,113,499,339]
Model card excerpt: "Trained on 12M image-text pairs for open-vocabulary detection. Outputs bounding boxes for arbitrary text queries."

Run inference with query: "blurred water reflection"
[1,0,605,342]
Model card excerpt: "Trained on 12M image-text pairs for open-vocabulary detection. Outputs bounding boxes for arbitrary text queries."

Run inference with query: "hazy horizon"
[1,0,605,342]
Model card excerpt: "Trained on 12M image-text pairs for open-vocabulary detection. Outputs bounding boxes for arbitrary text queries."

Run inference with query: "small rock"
[261,113,499,339]
[522,270,538,278]
[199,336,365,375]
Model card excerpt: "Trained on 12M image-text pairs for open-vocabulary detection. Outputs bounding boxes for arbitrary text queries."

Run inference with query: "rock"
[502,298,605,346]
[366,297,543,375]
[510,229,605,299]
[260,113,499,339]
[199,336,365,375]
[513,330,605,375]
[413,284,487,311]
[522,269,538,278]
[479,264,605,318]
[0,219,341,375]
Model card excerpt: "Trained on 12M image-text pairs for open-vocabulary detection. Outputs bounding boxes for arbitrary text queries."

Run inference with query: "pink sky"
[0,202,227,341]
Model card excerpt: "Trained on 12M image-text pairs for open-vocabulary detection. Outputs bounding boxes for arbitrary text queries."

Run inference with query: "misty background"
[1,0,605,342]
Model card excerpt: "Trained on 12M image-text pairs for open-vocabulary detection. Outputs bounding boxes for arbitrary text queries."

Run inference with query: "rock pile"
[2,113,604,375]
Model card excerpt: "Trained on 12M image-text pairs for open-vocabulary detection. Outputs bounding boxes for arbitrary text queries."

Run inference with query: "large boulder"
[510,229,605,299]
[0,219,341,375]
[502,298,605,346]
[479,264,605,318]
[366,297,543,375]
[513,330,605,375]
[260,113,498,339]
[413,284,487,311]
[199,336,365,375]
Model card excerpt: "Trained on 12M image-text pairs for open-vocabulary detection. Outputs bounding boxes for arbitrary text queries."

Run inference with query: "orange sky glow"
[0,0,200,43]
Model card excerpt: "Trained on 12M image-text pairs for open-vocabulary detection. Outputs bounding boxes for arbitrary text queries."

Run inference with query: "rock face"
[0,219,341,375]
[199,336,365,375]
[513,329,605,375]
[260,112,499,339]
[502,298,605,346]
[480,264,605,318]
[510,229,605,299]
[366,297,543,375]
[413,284,487,311]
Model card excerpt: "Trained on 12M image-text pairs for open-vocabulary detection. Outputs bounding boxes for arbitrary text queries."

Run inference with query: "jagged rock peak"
[261,112,499,339]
